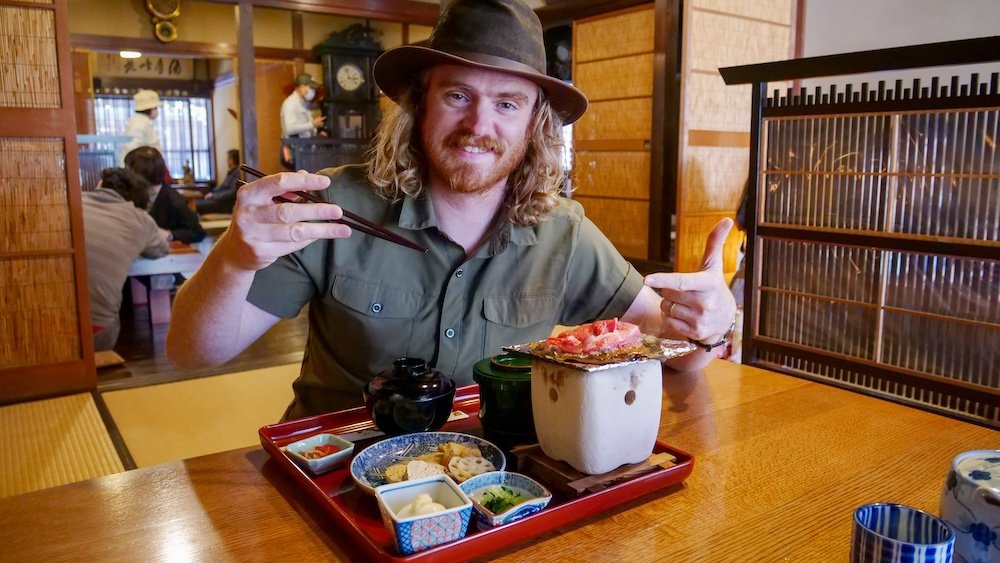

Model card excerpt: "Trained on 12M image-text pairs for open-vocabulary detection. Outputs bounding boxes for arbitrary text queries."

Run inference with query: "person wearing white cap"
[121,89,163,158]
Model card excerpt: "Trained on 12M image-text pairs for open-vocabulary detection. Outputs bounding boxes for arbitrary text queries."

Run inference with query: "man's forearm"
[166,240,270,369]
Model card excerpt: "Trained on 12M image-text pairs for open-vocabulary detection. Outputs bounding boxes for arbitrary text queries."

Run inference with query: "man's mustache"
[444,132,505,156]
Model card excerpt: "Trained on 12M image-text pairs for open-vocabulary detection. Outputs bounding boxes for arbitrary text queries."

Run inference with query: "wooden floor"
[97,288,310,391]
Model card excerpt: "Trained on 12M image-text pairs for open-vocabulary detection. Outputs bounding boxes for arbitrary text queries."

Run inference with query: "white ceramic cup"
[851,502,955,563]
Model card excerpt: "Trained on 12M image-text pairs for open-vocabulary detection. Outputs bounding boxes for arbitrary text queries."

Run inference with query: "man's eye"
[447,92,468,102]
[498,102,517,111]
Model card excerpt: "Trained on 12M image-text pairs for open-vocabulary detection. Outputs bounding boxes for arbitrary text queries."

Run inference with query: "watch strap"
[688,317,737,352]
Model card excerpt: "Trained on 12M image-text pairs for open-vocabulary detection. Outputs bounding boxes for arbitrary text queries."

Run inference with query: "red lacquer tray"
[259,385,695,562]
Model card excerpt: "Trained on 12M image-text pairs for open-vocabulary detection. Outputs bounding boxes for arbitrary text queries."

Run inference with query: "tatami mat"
[0,393,124,498]
[101,363,299,468]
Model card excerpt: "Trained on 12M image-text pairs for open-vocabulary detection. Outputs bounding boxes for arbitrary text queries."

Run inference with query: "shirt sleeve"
[246,248,323,319]
[167,191,206,243]
[280,96,313,138]
[138,212,169,258]
[558,215,645,325]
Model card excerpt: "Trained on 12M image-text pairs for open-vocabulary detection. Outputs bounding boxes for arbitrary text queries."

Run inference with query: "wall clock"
[336,62,366,93]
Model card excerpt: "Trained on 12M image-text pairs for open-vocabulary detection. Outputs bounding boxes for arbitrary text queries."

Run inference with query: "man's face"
[420,65,538,196]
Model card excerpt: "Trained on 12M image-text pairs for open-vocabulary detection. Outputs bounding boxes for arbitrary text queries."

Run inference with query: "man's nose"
[460,100,494,136]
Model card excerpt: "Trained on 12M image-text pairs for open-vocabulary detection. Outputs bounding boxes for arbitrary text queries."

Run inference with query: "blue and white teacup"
[851,503,955,563]
[940,450,1000,563]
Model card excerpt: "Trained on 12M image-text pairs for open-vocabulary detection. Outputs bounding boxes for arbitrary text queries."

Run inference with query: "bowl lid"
[474,354,531,382]
[367,357,455,400]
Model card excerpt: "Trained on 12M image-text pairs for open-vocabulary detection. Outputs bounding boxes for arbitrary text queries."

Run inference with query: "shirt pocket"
[329,275,423,371]
[482,294,559,356]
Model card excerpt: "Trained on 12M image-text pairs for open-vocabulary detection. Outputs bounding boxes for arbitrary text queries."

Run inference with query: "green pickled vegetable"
[480,485,526,513]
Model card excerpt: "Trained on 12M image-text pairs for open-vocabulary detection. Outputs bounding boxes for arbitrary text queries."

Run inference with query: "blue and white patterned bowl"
[350,431,506,495]
[851,503,955,563]
[374,475,472,555]
[459,471,552,529]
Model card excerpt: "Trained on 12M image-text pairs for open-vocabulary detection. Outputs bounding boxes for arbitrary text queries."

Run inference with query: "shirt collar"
[398,193,539,256]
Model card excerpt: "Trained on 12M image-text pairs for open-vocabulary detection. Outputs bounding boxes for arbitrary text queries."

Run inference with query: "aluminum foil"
[504,334,697,372]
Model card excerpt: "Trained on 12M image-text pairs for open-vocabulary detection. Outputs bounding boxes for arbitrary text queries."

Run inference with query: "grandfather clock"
[315,24,384,146]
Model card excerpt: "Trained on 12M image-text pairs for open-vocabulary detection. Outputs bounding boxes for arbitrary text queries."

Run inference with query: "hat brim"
[134,101,162,111]
[374,45,588,125]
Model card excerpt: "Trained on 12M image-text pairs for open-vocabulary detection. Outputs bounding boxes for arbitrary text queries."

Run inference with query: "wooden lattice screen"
[721,36,1000,428]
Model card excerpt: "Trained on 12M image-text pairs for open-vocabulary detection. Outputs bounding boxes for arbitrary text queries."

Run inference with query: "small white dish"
[459,471,552,528]
[374,475,473,555]
[282,433,354,475]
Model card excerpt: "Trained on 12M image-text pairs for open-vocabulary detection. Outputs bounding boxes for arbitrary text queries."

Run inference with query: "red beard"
[425,130,528,195]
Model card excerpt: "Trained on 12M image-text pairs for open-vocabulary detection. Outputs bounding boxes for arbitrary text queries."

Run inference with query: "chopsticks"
[238,164,427,253]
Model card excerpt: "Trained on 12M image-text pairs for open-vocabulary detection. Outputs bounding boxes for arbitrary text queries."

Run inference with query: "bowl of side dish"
[374,474,473,555]
[282,433,354,475]
[459,471,552,528]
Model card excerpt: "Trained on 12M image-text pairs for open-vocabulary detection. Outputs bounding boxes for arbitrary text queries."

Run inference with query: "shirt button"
[371,303,382,313]
[445,328,455,339]
[455,269,464,278]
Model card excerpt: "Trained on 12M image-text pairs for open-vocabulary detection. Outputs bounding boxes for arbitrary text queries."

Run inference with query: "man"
[196,149,241,215]
[83,168,169,350]
[167,0,736,419]
[125,146,206,244]
[121,89,163,157]
[280,73,326,139]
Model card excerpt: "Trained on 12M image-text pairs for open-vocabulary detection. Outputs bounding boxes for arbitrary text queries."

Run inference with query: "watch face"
[336,63,365,92]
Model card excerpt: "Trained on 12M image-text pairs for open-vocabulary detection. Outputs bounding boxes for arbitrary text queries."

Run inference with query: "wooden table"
[128,242,205,325]
[0,362,995,561]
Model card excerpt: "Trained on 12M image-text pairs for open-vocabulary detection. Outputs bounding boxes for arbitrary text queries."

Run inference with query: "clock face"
[336,63,365,92]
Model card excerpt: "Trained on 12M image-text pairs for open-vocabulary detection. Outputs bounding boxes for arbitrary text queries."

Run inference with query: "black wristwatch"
[688,317,737,352]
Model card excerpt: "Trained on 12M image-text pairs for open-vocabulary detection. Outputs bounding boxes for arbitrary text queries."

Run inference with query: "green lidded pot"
[473,353,536,447]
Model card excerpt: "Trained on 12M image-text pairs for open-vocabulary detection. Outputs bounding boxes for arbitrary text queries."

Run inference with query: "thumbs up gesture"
[643,218,737,348]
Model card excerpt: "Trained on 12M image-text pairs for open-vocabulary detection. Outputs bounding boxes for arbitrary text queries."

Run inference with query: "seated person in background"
[83,167,170,351]
[125,146,206,244]
[196,149,240,215]
[167,0,736,419]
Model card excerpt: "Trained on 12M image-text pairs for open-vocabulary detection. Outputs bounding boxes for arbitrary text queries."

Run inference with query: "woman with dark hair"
[82,167,170,350]
[125,146,205,244]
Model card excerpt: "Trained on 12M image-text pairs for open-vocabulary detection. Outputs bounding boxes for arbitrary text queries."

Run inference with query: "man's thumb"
[699,217,734,271]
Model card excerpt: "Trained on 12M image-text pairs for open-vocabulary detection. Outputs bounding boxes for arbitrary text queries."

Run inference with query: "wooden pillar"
[236,1,257,167]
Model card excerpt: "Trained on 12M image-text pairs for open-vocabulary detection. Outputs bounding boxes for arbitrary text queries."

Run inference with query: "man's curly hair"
[366,70,569,227]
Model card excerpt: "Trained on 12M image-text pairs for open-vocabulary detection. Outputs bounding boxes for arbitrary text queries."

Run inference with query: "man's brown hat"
[295,73,320,88]
[373,0,588,124]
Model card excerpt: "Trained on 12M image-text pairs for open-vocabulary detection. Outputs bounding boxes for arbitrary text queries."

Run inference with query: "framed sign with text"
[96,54,193,80]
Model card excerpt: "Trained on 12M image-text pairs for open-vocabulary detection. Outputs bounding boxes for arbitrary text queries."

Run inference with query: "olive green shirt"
[247,165,644,418]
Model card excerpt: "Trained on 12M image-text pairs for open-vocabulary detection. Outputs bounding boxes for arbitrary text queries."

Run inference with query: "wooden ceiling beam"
[196,0,439,26]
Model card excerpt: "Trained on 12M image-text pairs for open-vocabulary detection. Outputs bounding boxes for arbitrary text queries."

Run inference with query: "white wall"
[800,0,999,90]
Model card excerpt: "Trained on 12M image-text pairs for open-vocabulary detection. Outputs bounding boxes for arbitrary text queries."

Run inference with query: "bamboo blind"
[573,7,653,63]
[0,5,61,108]
[0,137,72,252]
[572,151,650,200]
[0,256,80,370]
[572,6,655,260]
[754,80,1000,425]
[677,1,793,273]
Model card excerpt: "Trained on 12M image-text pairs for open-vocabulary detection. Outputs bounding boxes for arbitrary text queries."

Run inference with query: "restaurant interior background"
[0,0,997,496]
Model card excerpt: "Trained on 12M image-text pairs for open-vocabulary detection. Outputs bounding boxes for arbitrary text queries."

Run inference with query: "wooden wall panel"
[681,146,749,212]
[573,151,650,200]
[574,195,649,259]
[254,59,295,173]
[574,7,654,62]
[574,98,652,141]
[574,54,654,100]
